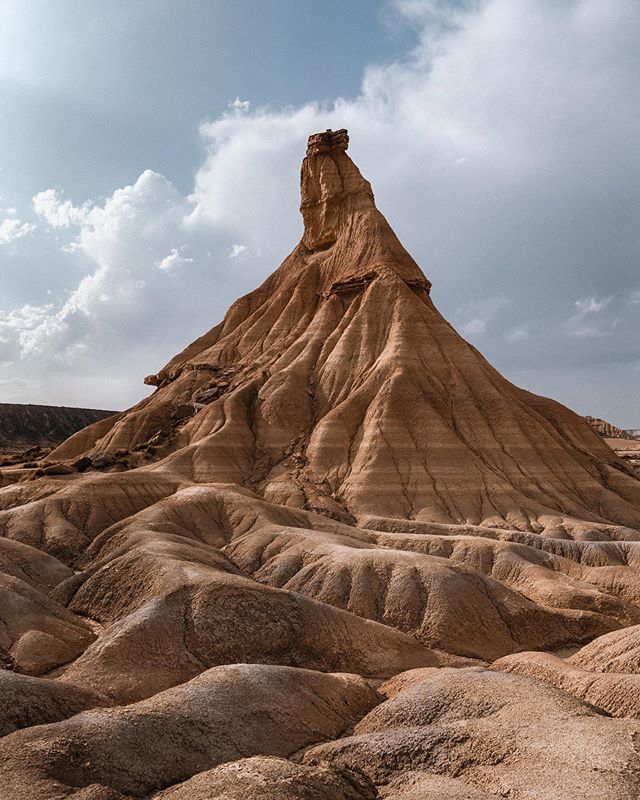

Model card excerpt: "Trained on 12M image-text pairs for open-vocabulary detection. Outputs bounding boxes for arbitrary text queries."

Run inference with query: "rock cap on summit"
[306,128,349,156]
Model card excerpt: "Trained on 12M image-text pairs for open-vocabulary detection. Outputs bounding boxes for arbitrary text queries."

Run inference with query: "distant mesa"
[585,416,640,473]
[0,402,115,458]
[585,415,634,440]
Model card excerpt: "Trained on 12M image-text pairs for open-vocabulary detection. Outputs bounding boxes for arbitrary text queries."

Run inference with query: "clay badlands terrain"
[0,404,114,457]
[1,129,640,799]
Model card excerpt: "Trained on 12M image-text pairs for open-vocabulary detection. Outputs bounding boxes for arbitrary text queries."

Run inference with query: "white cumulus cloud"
[0,217,35,243]
[229,97,251,113]
[229,244,247,259]
[155,247,194,274]
[32,188,92,228]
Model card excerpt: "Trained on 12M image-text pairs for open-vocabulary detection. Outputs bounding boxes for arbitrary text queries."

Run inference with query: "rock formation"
[588,417,640,475]
[1,130,640,799]
[0,403,115,460]
[585,415,633,440]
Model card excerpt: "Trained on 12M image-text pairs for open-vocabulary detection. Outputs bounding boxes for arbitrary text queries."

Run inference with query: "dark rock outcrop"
[0,403,115,454]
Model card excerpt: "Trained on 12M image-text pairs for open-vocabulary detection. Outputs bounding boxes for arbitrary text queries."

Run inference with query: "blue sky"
[1,0,412,309]
[0,0,638,426]
[0,1,411,202]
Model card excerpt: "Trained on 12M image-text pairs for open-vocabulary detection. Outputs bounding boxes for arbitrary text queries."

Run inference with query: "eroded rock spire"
[50,129,640,539]
[300,128,375,251]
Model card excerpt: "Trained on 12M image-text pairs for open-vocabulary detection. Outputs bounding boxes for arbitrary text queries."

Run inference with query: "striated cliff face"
[585,415,633,440]
[0,403,115,453]
[1,131,640,799]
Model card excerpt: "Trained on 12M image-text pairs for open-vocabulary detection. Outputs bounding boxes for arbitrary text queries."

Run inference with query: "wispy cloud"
[228,97,250,113]
[0,377,28,388]
[572,296,613,319]
[0,217,35,244]
[462,317,486,335]
[155,247,194,274]
[229,244,247,259]
[566,296,615,338]
[459,296,510,338]
[505,326,529,341]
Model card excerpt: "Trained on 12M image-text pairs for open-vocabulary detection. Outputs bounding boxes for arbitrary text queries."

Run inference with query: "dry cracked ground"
[1,129,640,799]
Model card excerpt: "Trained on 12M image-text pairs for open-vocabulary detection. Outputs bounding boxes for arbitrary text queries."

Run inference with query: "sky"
[0,0,638,427]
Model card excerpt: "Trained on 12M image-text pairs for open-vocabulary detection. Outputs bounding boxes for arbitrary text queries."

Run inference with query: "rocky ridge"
[1,130,639,799]
[0,403,115,457]
[585,415,634,440]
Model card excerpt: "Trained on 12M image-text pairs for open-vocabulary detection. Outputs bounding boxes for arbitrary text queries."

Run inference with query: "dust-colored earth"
[1,129,639,799]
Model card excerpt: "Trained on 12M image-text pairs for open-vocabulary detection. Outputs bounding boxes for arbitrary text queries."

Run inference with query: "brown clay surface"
[1,129,639,798]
